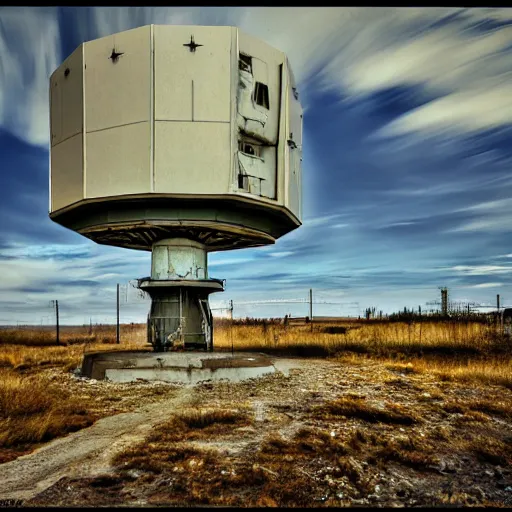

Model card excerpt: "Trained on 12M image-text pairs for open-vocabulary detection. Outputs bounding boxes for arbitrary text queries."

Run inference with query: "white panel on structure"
[59,46,83,145]
[286,61,303,220]
[154,25,232,122]
[154,122,230,194]
[51,133,83,211]
[84,26,151,133]
[86,123,151,198]
[238,32,283,145]
[237,144,276,200]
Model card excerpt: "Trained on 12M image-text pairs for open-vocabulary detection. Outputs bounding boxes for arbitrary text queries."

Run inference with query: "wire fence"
[2,281,508,329]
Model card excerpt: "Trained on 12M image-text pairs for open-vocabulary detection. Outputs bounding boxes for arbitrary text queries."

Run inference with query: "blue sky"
[1,7,512,324]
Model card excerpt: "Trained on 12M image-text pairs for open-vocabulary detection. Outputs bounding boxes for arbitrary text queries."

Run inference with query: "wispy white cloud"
[269,251,294,258]
[446,265,512,275]
[0,7,60,147]
[456,198,512,213]
[208,256,255,267]
[321,8,512,135]
[383,221,417,227]
[302,214,344,228]
[470,282,503,288]
[381,82,512,137]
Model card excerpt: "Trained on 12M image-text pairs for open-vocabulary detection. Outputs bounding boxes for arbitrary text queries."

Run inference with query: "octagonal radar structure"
[49,25,303,352]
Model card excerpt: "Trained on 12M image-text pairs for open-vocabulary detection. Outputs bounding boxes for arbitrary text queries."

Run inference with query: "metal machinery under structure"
[48,25,303,352]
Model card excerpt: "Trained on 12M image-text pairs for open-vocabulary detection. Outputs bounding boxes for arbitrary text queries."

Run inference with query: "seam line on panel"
[154,119,230,124]
[150,24,155,193]
[52,132,82,148]
[230,27,237,194]
[192,80,194,121]
[48,79,52,213]
[87,120,146,134]
[82,43,87,199]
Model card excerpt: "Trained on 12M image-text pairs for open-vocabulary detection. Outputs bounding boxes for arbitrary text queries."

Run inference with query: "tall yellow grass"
[213,319,511,389]
[214,320,500,355]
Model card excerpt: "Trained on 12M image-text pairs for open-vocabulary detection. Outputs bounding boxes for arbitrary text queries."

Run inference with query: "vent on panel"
[238,172,248,191]
[237,138,267,197]
[254,82,269,110]
[238,140,262,159]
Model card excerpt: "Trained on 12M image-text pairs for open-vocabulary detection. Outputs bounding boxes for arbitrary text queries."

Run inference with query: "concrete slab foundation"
[81,350,276,384]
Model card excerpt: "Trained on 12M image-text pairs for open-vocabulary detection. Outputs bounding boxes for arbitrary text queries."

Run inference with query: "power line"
[230,299,359,306]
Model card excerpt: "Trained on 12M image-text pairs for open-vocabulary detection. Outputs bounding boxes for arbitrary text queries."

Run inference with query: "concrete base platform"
[81,350,276,384]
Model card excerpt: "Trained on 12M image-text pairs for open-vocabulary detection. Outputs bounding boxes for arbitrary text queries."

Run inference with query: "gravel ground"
[0,356,511,507]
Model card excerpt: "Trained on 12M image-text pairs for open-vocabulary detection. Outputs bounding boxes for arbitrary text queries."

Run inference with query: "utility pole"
[54,300,59,345]
[309,288,313,331]
[230,300,234,321]
[497,294,500,310]
[116,283,120,344]
[441,287,448,316]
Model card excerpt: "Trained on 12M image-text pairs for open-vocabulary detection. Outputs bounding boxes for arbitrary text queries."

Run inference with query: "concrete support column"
[141,238,222,352]
[151,238,207,281]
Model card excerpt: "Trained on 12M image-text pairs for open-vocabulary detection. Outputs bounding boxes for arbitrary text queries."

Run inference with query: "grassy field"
[213,318,512,389]
[0,317,510,466]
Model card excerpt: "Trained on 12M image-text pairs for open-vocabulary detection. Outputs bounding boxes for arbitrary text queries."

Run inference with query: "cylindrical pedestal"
[139,239,224,352]
[151,239,208,280]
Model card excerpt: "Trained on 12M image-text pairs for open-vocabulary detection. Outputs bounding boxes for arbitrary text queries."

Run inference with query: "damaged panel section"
[236,54,280,145]
[236,47,281,200]
[237,140,277,199]
[238,32,282,145]
[237,59,269,141]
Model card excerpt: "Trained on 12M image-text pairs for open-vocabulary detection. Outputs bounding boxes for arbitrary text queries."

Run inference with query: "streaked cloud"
[0,7,60,146]
[1,7,512,322]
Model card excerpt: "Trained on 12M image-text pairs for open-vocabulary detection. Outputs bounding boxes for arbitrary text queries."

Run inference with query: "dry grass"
[214,319,512,389]
[260,428,350,460]
[0,370,97,462]
[313,396,420,425]
[376,435,440,468]
[214,318,500,356]
[113,409,323,507]
[0,325,148,462]
[113,407,250,474]
[469,436,511,466]
[0,323,147,347]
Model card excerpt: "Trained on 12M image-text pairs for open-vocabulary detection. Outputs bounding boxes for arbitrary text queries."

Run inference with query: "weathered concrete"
[81,351,275,384]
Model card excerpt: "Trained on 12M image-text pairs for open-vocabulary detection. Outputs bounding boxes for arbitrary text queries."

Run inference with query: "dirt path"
[0,387,194,502]
[0,358,304,504]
